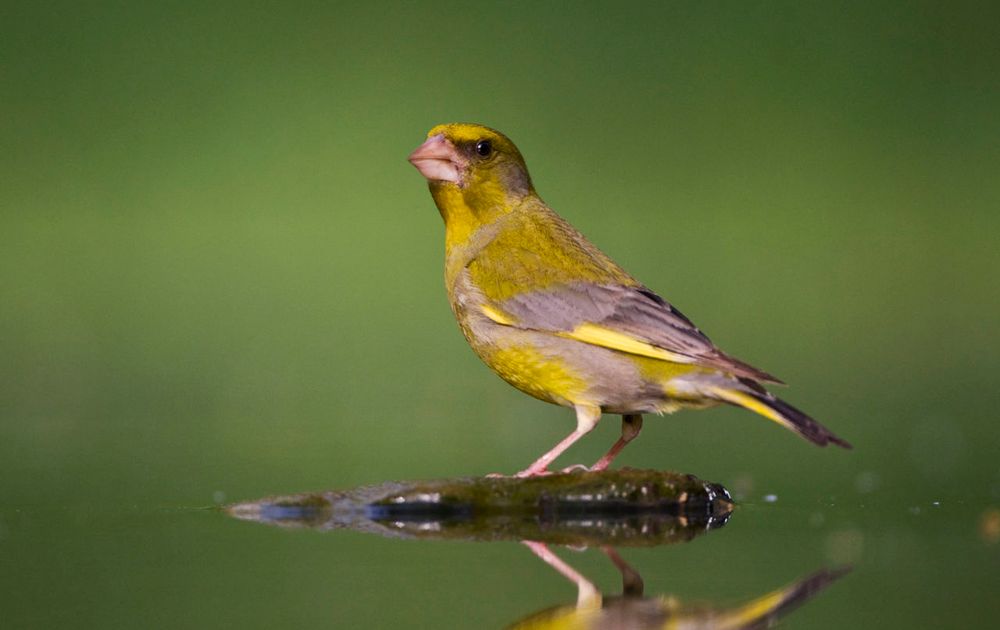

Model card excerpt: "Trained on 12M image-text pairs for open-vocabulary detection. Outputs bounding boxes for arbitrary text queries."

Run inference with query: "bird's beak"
[408,134,464,184]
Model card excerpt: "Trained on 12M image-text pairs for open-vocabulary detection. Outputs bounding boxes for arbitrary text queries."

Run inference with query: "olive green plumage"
[408,123,850,476]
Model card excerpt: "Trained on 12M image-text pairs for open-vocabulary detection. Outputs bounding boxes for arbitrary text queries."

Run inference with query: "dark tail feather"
[726,566,853,630]
[712,387,852,449]
[758,394,852,448]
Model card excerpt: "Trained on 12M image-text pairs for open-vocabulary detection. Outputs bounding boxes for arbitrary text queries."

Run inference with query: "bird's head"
[409,123,534,233]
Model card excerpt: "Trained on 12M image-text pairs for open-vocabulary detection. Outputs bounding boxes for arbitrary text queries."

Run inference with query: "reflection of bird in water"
[225,472,844,628]
[409,123,851,477]
[510,542,849,629]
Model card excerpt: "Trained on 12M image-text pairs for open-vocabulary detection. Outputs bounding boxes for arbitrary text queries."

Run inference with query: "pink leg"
[516,405,601,477]
[523,541,601,608]
[590,414,643,471]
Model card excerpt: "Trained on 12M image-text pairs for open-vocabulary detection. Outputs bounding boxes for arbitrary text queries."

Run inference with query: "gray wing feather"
[500,283,783,384]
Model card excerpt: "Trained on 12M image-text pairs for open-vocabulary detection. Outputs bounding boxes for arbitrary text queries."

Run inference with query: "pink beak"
[408,134,463,184]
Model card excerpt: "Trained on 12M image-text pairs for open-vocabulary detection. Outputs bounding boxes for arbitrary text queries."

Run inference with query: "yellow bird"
[408,123,850,477]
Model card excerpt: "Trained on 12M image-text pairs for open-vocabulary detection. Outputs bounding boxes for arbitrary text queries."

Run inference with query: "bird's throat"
[431,181,509,250]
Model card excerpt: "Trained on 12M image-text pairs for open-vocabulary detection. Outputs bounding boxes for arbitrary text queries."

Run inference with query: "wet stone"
[227,468,734,547]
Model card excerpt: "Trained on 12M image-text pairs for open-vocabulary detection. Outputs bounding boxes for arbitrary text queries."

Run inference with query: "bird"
[408,123,850,477]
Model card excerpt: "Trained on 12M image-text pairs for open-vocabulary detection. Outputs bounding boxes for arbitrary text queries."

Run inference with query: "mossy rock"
[227,469,733,547]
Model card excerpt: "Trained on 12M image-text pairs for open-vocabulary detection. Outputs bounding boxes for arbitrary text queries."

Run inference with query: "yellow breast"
[486,344,588,407]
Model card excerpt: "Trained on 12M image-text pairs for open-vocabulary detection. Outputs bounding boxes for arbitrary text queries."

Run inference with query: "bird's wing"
[482,282,784,384]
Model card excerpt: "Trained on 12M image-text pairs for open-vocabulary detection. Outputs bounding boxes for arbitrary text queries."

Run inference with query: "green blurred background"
[1,1,998,628]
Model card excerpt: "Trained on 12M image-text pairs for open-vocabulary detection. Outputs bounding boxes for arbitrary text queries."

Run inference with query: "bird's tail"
[709,386,852,449]
[713,566,852,628]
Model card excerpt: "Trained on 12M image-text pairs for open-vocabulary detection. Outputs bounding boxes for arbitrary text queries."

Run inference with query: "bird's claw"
[515,469,555,478]
[512,465,590,478]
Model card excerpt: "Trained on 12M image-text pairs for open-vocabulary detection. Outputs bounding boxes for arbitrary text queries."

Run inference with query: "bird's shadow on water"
[225,468,850,628]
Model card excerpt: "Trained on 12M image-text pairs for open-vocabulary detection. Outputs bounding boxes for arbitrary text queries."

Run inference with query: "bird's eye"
[475,140,493,157]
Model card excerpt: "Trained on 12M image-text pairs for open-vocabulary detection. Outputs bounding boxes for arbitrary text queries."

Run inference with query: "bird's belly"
[485,342,588,407]
[467,322,702,414]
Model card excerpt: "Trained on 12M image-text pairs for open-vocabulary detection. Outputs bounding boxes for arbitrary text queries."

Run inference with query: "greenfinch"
[409,123,850,477]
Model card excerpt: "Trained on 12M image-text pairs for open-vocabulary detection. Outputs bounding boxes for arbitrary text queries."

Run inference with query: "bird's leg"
[515,405,601,477]
[523,541,601,609]
[600,546,644,597]
[589,414,643,471]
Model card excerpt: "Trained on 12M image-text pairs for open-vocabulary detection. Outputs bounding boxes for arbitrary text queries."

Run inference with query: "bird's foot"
[512,464,592,477]
[514,468,555,478]
[485,471,555,478]
[487,469,559,478]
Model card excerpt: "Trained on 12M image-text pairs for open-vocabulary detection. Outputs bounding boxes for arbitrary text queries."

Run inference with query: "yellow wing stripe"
[480,310,697,365]
[561,323,696,363]
[480,304,516,326]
